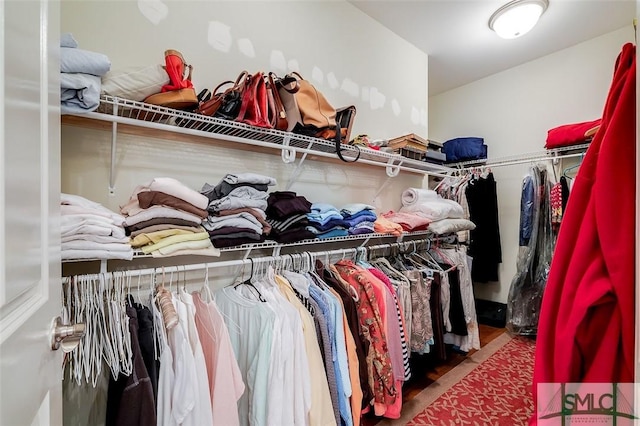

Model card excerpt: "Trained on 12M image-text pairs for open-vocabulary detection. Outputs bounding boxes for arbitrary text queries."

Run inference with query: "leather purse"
[235,71,272,129]
[212,71,250,120]
[266,72,289,131]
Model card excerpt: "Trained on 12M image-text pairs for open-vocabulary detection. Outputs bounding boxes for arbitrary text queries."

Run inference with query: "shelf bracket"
[285,141,313,191]
[272,245,282,257]
[385,158,402,177]
[281,135,297,164]
[108,100,119,196]
[373,176,394,202]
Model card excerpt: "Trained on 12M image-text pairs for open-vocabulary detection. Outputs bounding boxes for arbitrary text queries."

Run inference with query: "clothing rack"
[61,235,454,283]
[449,142,590,171]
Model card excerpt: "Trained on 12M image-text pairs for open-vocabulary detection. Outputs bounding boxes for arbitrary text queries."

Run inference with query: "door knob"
[50,316,86,352]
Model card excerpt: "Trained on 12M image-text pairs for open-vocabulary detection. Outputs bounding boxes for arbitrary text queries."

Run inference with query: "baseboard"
[475,298,507,328]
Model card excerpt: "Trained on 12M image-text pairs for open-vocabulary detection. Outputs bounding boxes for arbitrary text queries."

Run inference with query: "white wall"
[60,0,430,216]
[429,26,634,304]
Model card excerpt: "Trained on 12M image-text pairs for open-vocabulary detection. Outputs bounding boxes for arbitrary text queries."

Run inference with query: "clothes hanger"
[156,267,179,330]
[234,258,266,302]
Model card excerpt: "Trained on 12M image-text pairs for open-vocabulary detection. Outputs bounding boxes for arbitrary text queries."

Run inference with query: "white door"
[0,0,63,425]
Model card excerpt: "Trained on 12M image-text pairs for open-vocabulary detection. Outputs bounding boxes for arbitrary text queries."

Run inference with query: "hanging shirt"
[192,292,245,426]
[333,260,397,413]
[274,275,337,426]
[214,286,275,426]
[175,291,214,426]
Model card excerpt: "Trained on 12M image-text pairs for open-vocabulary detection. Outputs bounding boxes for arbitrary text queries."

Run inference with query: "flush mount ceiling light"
[489,0,549,39]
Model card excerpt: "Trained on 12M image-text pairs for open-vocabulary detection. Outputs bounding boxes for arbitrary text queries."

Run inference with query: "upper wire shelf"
[65,95,454,178]
[447,142,591,169]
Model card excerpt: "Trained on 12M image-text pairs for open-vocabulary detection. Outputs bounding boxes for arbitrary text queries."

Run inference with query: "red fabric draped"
[530,43,636,424]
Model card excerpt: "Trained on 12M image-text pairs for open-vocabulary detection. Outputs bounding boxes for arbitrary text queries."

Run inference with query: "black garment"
[466,172,502,282]
[441,265,468,337]
[134,302,159,403]
[105,306,156,426]
[266,191,312,219]
[429,274,447,361]
[560,175,570,213]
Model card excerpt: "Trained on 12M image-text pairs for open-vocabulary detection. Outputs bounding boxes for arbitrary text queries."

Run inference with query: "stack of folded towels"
[340,203,377,235]
[60,33,111,114]
[306,203,349,239]
[122,177,218,257]
[61,193,132,260]
[200,173,275,248]
[265,191,315,243]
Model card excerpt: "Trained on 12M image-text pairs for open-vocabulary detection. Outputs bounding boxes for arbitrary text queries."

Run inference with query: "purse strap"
[335,120,360,163]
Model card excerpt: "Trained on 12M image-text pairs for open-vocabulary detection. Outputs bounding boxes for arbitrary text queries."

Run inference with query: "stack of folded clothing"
[265,191,315,243]
[340,203,377,235]
[61,193,132,261]
[60,33,111,114]
[373,215,403,236]
[201,173,276,248]
[399,188,475,235]
[545,118,601,149]
[306,203,349,239]
[380,211,431,232]
[122,177,219,257]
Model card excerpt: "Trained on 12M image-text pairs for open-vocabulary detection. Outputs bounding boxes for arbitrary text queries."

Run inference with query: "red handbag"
[236,71,271,129]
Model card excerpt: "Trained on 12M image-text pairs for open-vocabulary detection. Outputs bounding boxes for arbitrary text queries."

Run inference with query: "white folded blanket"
[401,188,438,207]
[60,47,111,76]
[400,198,464,222]
[428,218,476,235]
[61,193,125,224]
[124,205,203,227]
[61,248,133,261]
[61,72,101,114]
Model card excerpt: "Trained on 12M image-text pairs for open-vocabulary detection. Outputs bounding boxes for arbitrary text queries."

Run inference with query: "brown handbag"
[196,71,249,119]
[277,72,336,131]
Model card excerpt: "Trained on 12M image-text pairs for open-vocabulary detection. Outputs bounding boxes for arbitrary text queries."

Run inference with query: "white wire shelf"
[65,96,454,188]
[447,142,591,169]
[60,230,447,276]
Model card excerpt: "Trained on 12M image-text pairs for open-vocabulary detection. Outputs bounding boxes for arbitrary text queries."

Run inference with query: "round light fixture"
[489,0,549,39]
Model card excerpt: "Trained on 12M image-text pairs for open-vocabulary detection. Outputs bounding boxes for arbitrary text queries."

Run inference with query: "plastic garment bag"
[506,165,555,336]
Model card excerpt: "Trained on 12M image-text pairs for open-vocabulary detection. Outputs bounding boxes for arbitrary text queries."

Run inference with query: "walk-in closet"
[1,1,637,426]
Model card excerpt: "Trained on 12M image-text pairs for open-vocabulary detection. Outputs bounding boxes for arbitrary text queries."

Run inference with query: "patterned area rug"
[408,335,536,426]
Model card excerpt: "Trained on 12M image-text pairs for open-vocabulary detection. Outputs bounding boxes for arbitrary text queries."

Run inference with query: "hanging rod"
[61,235,449,282]
[448,142,591,170]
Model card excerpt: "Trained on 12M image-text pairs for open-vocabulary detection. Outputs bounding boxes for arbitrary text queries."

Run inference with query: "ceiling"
[350,0,635,96]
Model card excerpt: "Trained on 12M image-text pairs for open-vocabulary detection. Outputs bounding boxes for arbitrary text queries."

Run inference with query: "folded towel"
[61,47,111,76]
[61,193,126,224]
[61,72,101,113]
[60,33,78,48]
[401,188,438,207]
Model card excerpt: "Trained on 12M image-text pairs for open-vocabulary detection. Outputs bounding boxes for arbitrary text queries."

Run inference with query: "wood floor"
[361,324,507,426]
